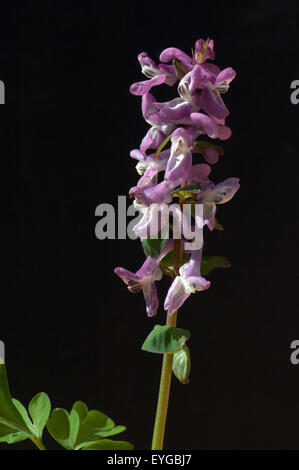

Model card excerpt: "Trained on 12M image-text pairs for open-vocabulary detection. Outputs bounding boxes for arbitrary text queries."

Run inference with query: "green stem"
[30,436,47,450]
[151,238,182,450]
[151,311,177,450]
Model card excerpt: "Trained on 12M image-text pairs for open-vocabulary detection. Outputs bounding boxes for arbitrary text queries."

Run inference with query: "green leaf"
[82,439,134,450]
[159,250,189,278]
[142,231,167,258]
[142,325,191,354]
[193,140,224,156]
[201,256,231,277]
[28,393,51,439]
[0,365,33,437]
[95,425,126,438]
[74,409,116,450]
[46,408,73,449]
[72,401,88,422]
[68,409,80,448]
[46,402,127,450]
[0,422,29,444]
[12,399,34,433]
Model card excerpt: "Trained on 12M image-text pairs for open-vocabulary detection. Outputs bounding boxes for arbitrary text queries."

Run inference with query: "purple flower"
[142,92,165,125]
[199,67,236,120]
[152,97,193,123]
[159,47,194,71]
[129,53,177,96]
[135,165,158,190]
[132,200,195,241]
[178,64,236,120]
[177,73,202,109]
[130,148,170,188]
[138,94,176,152]
[188,112,223,138]
[114,257,162,317]
[185,163,211,184]
[199,147,220,164]
[188,115,231,164]
[114,240,174,316]
[130,180,176,239]
[140,125,174,154]
[164,127,194,184]
[137,52,177,86]
[194,38,215,63]
[130,75,167,97]
[129,180,174,206]
[164,249,210,315]
[159,38,215,72]
[197,177,240,230]
[131,148,170,174]
[116,38,239,320]
[131,202,169,239]
[139,92,197,154]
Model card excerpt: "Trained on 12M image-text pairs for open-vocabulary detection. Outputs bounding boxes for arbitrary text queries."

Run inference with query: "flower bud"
[172,345,191,384]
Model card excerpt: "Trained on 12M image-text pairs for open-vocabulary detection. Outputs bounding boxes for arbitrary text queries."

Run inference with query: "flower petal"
[217,125,232,140]
[194,38,215,62]
[165,149,192,183]
[143,281,159,317]
[202,148,219,164]
[136,257,162,279]
[205,177,240,204]
[159,47,194,70]
[130,75,166,96]
[215,67,236,86]
[185,163,211,183]
[153,98,193,122]
[164,276,191,315]
[114,267,141,285]
[199,88,230,120]
[137,164,158,189]
[140,128,166,153]
[189,112,219,138]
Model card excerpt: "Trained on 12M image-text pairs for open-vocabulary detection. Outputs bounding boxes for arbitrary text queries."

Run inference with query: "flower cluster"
[115,38,240,317]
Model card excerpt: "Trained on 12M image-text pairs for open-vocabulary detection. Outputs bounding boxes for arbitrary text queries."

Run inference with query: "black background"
[0,0,298,450]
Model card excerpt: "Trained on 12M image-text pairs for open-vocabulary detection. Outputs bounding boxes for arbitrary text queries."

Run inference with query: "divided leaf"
[0,422,29,444]
[46,401,127,450]
[11,399,35,433]
[0,365,133,450]
[46,408,76,450]
[28,393,51,439]
[0,365,33,442]
[82,439,134,450]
